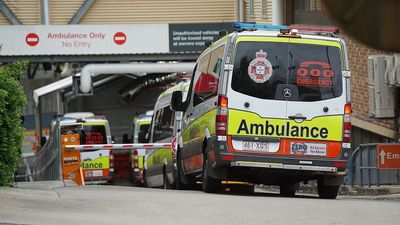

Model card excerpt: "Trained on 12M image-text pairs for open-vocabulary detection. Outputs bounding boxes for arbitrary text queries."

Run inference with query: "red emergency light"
[289,25,340,34]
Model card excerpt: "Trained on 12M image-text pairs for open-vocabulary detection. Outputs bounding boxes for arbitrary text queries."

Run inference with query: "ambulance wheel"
[143,170,149,188]
[318,184,339,199]
[175,151,196,190]
[279,182,297,197]
[162,167,171,189]
[202,158,222,193]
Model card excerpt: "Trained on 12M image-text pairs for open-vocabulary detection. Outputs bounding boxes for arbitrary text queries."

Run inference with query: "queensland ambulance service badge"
[247,50,273,83]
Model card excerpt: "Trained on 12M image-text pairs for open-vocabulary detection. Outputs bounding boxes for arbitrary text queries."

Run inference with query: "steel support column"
[69,0,95,24]
[41,0,50,24]
[0,0,22,25]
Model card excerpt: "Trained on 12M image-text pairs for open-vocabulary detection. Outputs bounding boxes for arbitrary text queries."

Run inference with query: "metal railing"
[347,143,400,187]
[14,120,62,181]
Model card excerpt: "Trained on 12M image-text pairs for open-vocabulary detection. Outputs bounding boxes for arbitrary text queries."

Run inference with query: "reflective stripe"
[235,36,342,49]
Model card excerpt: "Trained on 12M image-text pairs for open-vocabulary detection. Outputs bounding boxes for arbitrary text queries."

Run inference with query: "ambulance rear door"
[284,38,346,158]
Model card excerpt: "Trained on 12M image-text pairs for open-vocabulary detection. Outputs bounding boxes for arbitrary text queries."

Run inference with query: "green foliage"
[0,61,27,186]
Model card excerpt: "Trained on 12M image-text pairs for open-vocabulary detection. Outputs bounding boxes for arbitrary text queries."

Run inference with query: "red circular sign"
[113,32,126,45]
[26,33,39,46]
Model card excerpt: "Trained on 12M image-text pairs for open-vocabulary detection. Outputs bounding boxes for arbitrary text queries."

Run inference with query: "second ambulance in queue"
[171,23,351,198]
[130,111,153,186]
[59,112,114,183]
[143,81,190,188]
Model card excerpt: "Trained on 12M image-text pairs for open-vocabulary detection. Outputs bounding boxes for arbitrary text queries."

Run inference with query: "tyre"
[162,168,171,189]
[229,184,255,194]
[279,183,297,197]
[202,157,222,193]
[143,170,149,188]
[318,184,339,199]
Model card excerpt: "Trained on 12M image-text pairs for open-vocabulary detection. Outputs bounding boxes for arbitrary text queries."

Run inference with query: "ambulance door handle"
[288,115,307,120]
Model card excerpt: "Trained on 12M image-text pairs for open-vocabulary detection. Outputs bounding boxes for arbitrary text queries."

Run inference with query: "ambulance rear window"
[232,41,343,101]
[82,125,107,144]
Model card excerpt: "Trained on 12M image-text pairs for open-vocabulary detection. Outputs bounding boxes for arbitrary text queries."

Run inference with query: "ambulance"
[59,112,114,183]
[171,23,351,198]
[143,81,190,188]
[130,111,153,186]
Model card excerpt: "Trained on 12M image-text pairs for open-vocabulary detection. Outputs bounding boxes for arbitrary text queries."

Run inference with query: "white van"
[143,81,190,188]
[171,24,351,198]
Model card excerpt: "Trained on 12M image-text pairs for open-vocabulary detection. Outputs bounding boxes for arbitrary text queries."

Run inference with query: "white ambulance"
[59,112,114,184]
[171,23,351,198]
[143,81,190,188]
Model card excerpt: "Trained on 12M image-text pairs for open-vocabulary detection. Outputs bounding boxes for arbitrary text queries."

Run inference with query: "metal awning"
[33,76,72,105]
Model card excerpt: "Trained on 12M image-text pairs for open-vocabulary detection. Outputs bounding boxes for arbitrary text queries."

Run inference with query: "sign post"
[377,144,400,169]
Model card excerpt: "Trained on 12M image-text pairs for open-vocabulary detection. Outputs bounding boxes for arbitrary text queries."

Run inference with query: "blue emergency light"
[233,22,288,30]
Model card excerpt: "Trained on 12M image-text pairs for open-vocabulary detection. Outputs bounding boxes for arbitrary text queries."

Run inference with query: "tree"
[0,61,27,186]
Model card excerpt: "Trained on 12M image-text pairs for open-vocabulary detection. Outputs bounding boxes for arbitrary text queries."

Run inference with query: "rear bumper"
[231,161,343,174]
[208,135,349,175]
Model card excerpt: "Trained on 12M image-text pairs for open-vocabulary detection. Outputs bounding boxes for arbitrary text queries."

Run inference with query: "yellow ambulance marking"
[236,36,342,49]
[81,156,109,170]
[182,109,217,144]
[228,109,343,141]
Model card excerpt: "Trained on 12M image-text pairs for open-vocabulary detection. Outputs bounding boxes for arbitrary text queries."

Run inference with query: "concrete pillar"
[237,0,244,22]
[272,0,284,25]
[41,0,50,24]
[56,91,64,115]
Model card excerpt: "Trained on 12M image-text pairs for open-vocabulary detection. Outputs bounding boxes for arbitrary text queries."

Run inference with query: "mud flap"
[205,156,228,180]
[321,175,344,186]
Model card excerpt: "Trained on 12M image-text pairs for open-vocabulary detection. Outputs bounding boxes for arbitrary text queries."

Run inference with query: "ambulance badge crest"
[248,50,273,83]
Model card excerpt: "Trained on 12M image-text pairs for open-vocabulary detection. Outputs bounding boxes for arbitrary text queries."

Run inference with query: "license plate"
[232,140,280,153]
[243,141,270,151]
[85,170,103,178]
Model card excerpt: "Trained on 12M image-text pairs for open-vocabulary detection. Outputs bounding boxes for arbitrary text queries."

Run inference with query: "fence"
[14,120,62,182]
[347,143,400,187]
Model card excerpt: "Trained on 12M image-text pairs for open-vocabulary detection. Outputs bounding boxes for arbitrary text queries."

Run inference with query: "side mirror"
[171,91,185,111]
[144,132,150,143]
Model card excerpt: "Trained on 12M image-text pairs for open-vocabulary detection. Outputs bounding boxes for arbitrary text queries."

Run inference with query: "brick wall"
[342,35,398,131]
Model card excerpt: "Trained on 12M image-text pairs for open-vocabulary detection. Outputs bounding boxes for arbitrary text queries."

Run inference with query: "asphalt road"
[0,183,399,225]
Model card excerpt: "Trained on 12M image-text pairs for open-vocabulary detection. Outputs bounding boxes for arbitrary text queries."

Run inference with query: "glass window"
[262,0,267,18]
[152,107,174,142]
[193,53,211,106]
[138,124,150,143]
[293,0,333,25]
[82,125,107,144]
[249,0,255,17]
[193,45,225,107]
[232,41,342,102]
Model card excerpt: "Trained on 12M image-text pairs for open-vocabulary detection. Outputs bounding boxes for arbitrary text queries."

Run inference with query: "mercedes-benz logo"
[283,88,292,98]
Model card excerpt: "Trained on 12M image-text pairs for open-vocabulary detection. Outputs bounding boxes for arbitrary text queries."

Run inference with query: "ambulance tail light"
[218,95,228,107]
[133,150,139,169]
[216,96,228,136]
[109,150,114,168]
[343,103,352,143]
[333,161,347,169]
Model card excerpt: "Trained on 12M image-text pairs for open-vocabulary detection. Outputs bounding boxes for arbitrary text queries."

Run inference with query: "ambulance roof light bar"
[288,25,340,34]
[233,22,288,31]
